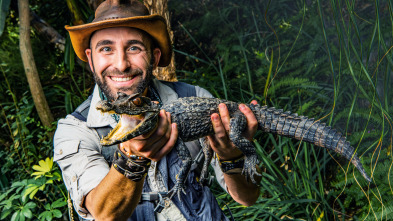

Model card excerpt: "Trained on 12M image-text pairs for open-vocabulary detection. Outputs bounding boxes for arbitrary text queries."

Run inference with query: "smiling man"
[86,28,160,101]
[54,0,260,220]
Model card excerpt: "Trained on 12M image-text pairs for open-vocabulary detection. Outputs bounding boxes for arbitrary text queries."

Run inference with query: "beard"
[94,63,154,101]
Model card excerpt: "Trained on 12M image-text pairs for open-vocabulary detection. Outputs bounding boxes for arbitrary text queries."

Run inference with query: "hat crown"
[65,0,172,66]
[93,0,149,22]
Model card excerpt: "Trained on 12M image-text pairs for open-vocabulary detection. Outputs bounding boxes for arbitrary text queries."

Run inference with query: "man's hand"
[207,101,259,160]
[208,100,261,206]
[119,110,178,161]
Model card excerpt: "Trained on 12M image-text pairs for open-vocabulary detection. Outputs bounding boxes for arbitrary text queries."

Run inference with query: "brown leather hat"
[65,0,171,67]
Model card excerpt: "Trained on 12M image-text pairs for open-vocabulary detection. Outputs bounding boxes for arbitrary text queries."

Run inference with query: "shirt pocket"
[54,140,88,212]
[54,140,80,162]
[53,140,81,200]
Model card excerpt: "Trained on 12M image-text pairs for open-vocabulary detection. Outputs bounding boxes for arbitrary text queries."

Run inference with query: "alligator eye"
[132,97,142,106]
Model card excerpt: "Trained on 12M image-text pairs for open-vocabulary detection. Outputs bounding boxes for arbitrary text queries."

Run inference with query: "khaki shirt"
[54,79,227,219]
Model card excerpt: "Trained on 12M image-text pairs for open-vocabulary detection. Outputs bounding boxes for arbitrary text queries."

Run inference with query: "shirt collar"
[151,79,178,105]
[86,85,118,128]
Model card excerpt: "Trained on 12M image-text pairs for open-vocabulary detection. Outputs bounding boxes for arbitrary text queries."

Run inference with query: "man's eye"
[129,46,142,53]
[99,47,112,52]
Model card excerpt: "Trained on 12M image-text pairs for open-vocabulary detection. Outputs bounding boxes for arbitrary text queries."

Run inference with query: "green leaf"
[31,157,54,179]
[11,181,27,188]
[38,184,46,191]
[1,209,12,219]
[24,202,36,209]
[52,209,62,218]
[45,211,52,221]
[0,192,8,202]
[21,207,32,218]
[21,194,28,204]
[1,198,13,209]
[38,211,50,221]
[44,203,51,210]
[0,0,11,37]
[53,171,62,180]
[24,186,39,199]
[52,199,67,208]
[10,211,19,221]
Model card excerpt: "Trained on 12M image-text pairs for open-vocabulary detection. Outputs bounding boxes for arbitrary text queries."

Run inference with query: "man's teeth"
[111,76,133,82]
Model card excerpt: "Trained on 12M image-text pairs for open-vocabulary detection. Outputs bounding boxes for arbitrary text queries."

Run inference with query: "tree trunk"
[86,0,104,11]
[18,0,54,127]
[144,0,177,82]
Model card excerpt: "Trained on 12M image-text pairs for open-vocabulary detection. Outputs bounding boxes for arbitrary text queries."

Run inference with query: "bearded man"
[54,0,260,220]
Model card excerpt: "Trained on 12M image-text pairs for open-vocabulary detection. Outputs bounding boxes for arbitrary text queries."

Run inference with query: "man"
[54,0,260,220]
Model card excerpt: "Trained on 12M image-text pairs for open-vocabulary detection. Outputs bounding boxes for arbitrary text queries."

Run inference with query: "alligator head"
[96,92,161,146]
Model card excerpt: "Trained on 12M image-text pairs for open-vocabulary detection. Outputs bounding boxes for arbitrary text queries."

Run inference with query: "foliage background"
[0,0,392,220]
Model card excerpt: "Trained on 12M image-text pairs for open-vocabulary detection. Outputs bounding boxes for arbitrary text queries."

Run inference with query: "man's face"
[85,27,161,101]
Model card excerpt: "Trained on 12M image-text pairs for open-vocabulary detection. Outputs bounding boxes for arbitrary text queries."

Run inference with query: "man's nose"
[114,50,131,72]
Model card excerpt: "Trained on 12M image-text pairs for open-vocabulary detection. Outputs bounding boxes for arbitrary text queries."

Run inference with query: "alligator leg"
[199,137,213,185]
[168,138,192,201]
[228,111,261,184]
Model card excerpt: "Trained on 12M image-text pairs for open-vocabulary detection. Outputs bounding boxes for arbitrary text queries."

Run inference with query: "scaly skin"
[97,92,372,199]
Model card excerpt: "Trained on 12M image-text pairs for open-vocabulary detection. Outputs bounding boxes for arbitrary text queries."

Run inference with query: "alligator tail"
[252,105,371,182]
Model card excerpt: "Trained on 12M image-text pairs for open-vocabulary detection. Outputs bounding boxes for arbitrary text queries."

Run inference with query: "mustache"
[102,68,143,77]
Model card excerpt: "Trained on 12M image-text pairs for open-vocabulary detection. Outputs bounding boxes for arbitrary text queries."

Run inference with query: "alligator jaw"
[100,112,158,146]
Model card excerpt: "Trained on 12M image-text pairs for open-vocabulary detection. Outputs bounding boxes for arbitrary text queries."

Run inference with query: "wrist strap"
[218,155,245,174]
[112,148,151,182]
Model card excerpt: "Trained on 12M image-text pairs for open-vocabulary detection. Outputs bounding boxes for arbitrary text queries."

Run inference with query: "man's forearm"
[85,166,144,220]
[224,171,261,206]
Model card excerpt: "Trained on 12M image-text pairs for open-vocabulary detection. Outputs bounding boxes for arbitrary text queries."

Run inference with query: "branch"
[29,9,65,52]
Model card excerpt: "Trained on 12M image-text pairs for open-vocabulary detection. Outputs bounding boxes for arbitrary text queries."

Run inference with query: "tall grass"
[171,0,393,219]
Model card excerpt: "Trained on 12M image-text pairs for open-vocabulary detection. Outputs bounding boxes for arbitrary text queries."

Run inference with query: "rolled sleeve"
[195,85,214,98]
[54,115,110,219]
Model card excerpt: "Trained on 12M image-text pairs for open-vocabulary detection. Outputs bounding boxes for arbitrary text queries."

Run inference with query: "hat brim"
[65,15,172,67]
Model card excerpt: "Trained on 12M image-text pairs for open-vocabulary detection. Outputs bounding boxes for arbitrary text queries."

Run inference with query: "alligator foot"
[229,111,261,185]
[169,138,192,201]
[199,169,210,185]
[242,155,261,184]
[168,174,187,201]
[199,138,213,185]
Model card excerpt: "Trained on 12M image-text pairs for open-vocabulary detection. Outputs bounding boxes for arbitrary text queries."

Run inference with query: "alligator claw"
[168,181,187,201]
[242,156,261,185]
[199,176,208,186]
[199,166,210,185]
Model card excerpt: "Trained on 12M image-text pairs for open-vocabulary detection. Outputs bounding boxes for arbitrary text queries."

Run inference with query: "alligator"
[96,92,372,199]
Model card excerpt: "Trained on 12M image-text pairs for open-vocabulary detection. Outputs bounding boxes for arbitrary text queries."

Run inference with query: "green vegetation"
[1,0,392,220]
[171,0,393,219]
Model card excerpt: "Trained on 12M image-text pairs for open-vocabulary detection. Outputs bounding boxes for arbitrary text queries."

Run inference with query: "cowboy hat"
[65,0,171,67]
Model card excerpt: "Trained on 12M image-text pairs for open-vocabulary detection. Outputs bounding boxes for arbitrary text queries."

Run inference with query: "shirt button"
[72,176,77,182]
[59,149,63,155]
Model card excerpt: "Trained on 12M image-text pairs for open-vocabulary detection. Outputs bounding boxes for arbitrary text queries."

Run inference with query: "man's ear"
[85,49,94,72]
[152,48,161,68]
